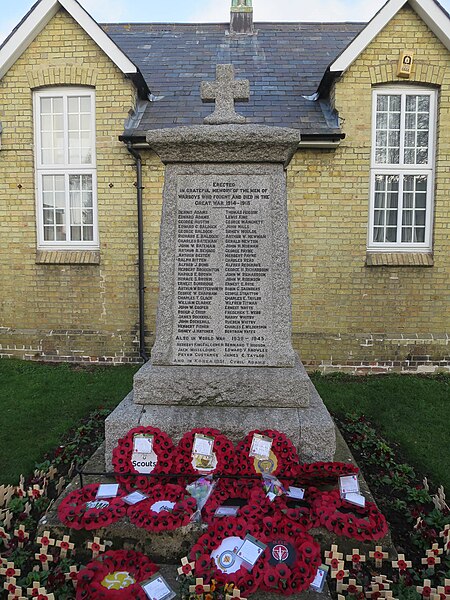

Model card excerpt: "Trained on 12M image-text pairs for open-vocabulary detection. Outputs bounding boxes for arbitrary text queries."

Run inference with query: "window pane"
[374,210,384,226]
[83,226,94,241]
[402,210,413,226]
[44,227,55,241]
[415,211,426,226]
[418,96,430,112]
[71,226,81,241]
[414,228,425,243]
[387,210,397,225]
[377,95,388,111]
[401,228,412,243]
[388,148,399,163]
[386,228,397,242]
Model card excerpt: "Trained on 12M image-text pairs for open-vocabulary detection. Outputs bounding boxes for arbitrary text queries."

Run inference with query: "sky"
[1,0,450,45]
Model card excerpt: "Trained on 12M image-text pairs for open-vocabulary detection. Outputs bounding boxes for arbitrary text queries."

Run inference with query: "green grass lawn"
[311,372,450,494]
[0,359,138,483]
[1,359,448,494]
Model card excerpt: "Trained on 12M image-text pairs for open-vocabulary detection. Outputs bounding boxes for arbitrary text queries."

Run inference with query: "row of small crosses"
[0,536,108,599]
[325,539,450,600]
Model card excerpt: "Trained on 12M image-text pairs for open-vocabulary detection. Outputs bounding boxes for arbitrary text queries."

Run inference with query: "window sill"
[36,250,100,265]
[366,252,433,267]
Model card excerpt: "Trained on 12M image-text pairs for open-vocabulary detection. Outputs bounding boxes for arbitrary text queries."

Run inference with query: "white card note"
[287,486,305,500]
[133,435,154,454]
[249,434,273,459]
[339,475,360,496]
[95,483,119,499]
[123,491,148,505]
[142,574,175,600]
[192,434,214,457]
[343,492,366,507]
[236,535,266,567]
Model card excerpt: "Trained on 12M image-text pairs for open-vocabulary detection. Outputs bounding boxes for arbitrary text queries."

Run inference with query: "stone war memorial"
[105,64,335,467]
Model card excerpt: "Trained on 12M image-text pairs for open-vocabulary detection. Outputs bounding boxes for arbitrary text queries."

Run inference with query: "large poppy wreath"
[202,478,271,525]
[58,483,127,531]
[127,483,197,532]
[112,426,175,494]
[258,514,322,595]
[76,549,158,599]
[173,428,236,478]
[189,517,265,595]
[234,430,300,478]
[293,461,359,485]
[271,486,322,532]
[312,489,389,541]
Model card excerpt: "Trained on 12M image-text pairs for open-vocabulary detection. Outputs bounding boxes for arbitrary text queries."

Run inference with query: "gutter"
[126,142,149,362]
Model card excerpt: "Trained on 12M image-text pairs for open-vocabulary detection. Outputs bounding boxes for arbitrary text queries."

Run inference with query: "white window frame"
[34,87,98,249]
[368,86,437,252]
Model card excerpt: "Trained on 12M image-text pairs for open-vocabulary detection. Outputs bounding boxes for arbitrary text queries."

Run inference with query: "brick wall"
[288,5,450,373]
[0,9,164,363]
[1,5,449,372]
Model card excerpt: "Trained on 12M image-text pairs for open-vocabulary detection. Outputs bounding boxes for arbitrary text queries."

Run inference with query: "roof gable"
[330,0,450,74]
[0,0,148,95]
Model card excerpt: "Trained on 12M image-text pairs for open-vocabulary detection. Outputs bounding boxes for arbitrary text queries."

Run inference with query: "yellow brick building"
[0,0,449,372]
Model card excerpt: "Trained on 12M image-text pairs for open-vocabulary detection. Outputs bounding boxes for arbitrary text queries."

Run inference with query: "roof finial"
[230,0,253,34]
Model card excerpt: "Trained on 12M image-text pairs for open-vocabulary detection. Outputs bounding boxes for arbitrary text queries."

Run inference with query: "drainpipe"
[127,142,149,362]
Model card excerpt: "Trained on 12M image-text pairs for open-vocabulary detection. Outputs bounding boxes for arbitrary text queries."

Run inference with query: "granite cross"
[201,64,250,125]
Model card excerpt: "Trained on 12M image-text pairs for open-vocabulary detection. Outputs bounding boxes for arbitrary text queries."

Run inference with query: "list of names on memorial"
[174,175,273,366]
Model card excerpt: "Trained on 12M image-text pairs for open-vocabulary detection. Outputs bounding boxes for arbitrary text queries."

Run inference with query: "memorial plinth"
[134,126,310,409]
[105,66,336,466]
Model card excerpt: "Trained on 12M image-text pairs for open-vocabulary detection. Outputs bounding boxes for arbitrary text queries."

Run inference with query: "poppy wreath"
[312,489,389,541]
[234,430,300,478]
[202,478,271,525]
[173,428,237,478]
[271,486,322,531]
[189,517,264,595]
[112,426,175,494]
[58,483,127,531]
[258,514,322,595]
[76,549,158,599]
[293,461,359,485]
[127,483,197,532]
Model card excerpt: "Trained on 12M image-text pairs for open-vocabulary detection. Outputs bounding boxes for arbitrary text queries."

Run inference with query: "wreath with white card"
[112,426,175,493]
[127,483,197,532]
[235,430,300,478]
[189,517,264,595]
[76,549,158,599]
[174,428,237,477]
[58,483,127,531]
[312,489,389,541]
[202,478,271,525]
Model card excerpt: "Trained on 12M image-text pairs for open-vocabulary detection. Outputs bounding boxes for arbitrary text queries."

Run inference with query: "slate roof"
[102,21,365,137]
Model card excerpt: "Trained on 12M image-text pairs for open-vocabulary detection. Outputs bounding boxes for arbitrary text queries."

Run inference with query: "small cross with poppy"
[381,591,396,599]
[13,525,29,548]
[27,581,41,597]
[325,544,343,566]
[346,548,366,568]
[65,565,79,588]
[33,587,55,600]
[0,561,21,580]
[330,561,349,591]
[339,578,363,595]
[373,575,393,590]
[177,556,195,576]
[189,577,211,596]
[87,536,105,558]
[34,548,54,571]
[416,579,437,598]
[226,588,247,600]
[436,578,450,599]
[0,526,10,541]
[365,585,382,600]
[5,578,27,599]
[56,535,74,559]
[23,502,32,516]
[27,484,44,501]
[440,525,450,541]
[427,543,443,557]
[421,550,441,571]
[369,546,388,568]
[392,554,412,573]
[37,531,55,551]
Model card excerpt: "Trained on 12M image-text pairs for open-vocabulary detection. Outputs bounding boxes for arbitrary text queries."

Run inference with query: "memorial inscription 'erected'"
[174,174,273,366]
